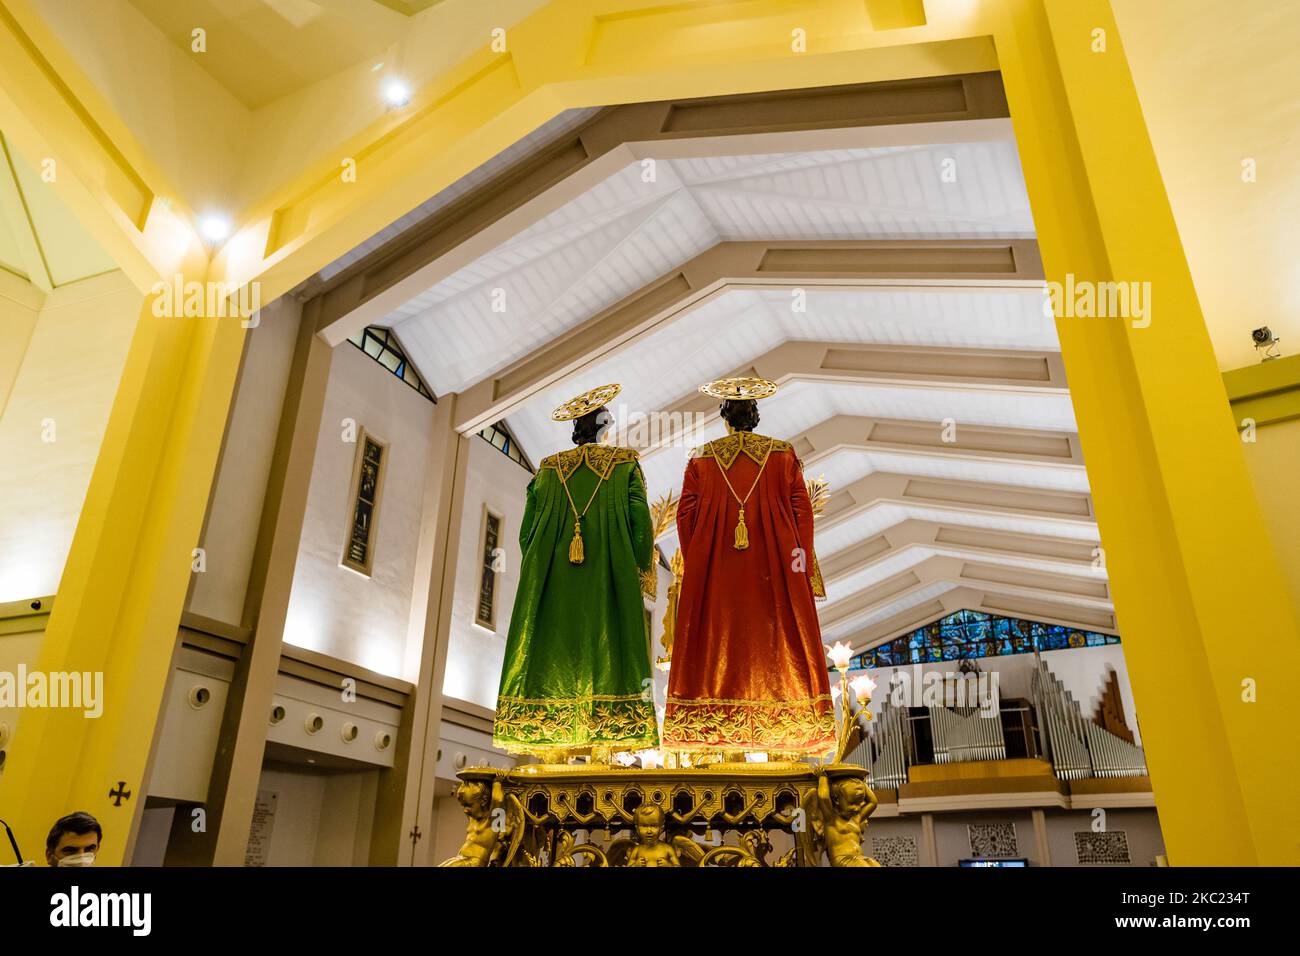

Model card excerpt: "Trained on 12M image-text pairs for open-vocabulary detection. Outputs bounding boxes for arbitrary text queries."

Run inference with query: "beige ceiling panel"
[0,212,27,279]
[126,0,412,108]
[5,145,117,287]
[0,136,40,285]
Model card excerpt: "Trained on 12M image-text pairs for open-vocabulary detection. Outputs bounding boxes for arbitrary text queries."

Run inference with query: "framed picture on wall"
[476,505,505,631]
[341,428,388,577]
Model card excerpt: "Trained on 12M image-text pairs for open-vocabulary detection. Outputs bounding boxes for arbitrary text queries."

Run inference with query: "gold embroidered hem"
[810,553,826,601]
[689,432,792,469]
[539,443,639,481]
[493,694,659,755]
[660,695,837,755]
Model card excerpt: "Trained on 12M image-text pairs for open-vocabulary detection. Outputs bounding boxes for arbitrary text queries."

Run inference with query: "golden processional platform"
[439,759,882,868]
[443,637,884,868]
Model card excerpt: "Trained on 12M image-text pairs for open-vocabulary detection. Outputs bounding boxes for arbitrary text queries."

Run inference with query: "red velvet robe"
[661,431,837,757]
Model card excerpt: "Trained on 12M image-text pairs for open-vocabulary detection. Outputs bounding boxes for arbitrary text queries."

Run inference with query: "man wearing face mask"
[45,812,101,868]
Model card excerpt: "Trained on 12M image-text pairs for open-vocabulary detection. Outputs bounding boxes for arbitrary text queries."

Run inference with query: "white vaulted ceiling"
[387,140,1035,397]
[634,378,1080,505]
[506,286,1064,467]
[316,110,1115,652]
[821,582,960,643]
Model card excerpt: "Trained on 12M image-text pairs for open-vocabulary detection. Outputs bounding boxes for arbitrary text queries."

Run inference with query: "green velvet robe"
[492,443,660,756]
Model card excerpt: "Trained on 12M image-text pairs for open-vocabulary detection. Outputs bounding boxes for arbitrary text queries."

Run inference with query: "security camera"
[1253,326,1281,361]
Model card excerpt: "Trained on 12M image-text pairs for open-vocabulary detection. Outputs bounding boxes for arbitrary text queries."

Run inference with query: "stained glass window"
[851,610,1119,669]
[341,429,386,577]
[479,421,534,473]
[347,326,436,402]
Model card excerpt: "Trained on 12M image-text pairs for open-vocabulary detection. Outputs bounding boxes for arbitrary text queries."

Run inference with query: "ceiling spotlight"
[1252,326,1282,362]
[199,215,231,244]
[383,78,412,108]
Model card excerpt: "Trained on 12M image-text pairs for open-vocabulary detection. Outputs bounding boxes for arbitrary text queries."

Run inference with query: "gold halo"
[552,383,622,422]
[699,376,779,401]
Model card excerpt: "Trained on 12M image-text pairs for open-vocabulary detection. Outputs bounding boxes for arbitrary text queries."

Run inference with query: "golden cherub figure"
[623,804,682,867]
[817,773,881,868]
[438,779,504,867]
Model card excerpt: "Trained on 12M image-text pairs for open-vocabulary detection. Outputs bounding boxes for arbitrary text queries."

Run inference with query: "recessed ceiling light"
[383,78,412,108]
[199,215,231,244]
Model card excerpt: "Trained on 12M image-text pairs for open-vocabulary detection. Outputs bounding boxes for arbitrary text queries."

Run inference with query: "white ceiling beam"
[454,238,1045,434]
[820,517,1104,585]
[819,554,1112,634]
[309,73,1015,345]
[817,471,1095,535]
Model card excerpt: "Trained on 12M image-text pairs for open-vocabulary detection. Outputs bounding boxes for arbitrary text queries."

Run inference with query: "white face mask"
[56,852,95,868]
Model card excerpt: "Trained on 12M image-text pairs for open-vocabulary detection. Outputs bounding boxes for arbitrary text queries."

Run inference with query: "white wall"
[1046,807,1167,867]
[0,271,140,602]
[187,298,300,625]
[882,808,1165,867]
[283,343,435,678]
[130,806,175,867]
[442,437,532,709]
[0,627,44,768]
[934,810,1040,866]
[250,765,378,867]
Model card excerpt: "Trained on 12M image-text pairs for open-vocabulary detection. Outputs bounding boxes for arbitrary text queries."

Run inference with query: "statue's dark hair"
[719,399,760,433]
[572,407,610,446]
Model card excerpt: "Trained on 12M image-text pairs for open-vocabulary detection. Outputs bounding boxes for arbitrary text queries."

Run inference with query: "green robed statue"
[492,383,659,759]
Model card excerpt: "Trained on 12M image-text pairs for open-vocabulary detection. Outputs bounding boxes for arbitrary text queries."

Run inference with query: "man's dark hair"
[46,812,101,853]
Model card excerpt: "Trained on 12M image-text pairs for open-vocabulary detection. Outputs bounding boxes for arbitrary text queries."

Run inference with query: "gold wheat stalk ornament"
[806,474,831,518]
[649,490,679,540]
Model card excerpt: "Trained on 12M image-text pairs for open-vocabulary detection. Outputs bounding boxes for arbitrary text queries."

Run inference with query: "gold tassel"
[569,520,585,564]
[734,507,750,550]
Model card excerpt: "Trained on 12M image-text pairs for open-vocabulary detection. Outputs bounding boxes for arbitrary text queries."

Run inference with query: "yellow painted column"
[995,0,1300,864]
[0,0,1290,871]
[0,274,245,865]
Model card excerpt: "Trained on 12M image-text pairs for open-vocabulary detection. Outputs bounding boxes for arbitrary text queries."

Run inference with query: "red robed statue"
[660,377,837,758]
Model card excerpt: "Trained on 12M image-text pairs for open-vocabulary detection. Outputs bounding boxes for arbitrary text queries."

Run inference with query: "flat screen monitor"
[959,858,1029,867]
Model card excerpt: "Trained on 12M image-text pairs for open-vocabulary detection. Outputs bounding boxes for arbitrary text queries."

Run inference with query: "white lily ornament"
[826,641,854,672]
[850,673,877,701]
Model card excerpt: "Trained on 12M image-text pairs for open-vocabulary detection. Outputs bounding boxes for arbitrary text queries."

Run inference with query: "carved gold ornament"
[698,376,779,401]
[441,762,880,868]
[552,383,623,421]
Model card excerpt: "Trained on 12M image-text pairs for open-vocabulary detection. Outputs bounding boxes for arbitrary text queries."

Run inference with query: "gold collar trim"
[690,432,791,470]
[539,444,639,481]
